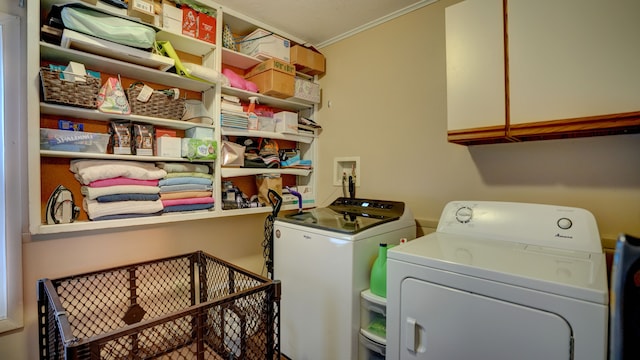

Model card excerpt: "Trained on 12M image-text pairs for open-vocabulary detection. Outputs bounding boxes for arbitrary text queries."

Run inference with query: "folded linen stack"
[156,162,214,213]
[70,160,167,221]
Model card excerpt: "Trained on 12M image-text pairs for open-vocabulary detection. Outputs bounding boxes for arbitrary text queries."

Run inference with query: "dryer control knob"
[557,217,573,230]
[455,206,473,223]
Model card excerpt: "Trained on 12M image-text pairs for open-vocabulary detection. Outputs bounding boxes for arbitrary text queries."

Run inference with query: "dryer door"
[400,278,572,360]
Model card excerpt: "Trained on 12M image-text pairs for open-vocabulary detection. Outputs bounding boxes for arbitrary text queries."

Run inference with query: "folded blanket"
[164,172,214,180]
[81,185,160,200]
[83,198,164,220]
[161,196,214,207]
[159,177,213,186]
[163,203,214,213]
[160,191,213,200]
[71,159,167,185]
[156,162,210,174]
[89,177,159,188]
[91,211,163,221]
[158,184,212,193]
[97,193,160,203]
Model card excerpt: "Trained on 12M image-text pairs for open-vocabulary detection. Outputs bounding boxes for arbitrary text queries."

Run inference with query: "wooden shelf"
[40,43,214,92]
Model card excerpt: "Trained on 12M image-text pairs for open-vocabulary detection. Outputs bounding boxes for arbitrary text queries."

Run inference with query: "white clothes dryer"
[387,201,609,360]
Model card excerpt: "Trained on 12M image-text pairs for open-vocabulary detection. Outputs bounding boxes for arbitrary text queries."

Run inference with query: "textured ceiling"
[214,0,438,47]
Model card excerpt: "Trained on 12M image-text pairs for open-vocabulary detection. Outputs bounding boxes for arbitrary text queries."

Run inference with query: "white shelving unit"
[27,0,319,235]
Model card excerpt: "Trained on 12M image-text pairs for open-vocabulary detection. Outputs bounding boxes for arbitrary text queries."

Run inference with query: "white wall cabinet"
[27,0,319,235]
[446,0,640,145]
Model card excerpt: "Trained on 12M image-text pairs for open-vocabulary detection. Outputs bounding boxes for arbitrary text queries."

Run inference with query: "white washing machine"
[274,197,416,360]
[387,201,609,360]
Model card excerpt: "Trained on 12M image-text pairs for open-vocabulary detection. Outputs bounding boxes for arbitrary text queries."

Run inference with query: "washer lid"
[277,197,409,234]
[388,232,609,304]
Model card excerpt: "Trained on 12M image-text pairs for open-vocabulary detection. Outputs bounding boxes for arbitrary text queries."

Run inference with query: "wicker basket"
[126,82,186,120]
[39,67,100,109]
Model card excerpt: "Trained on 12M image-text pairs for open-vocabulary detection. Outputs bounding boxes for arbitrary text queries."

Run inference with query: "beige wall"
[315,0,640,246]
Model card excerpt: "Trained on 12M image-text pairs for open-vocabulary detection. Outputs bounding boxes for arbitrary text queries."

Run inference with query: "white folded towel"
[70,159,167,185]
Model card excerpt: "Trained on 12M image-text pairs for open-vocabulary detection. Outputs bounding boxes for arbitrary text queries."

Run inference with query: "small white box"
[293,78,320,103]
[162,1,183,34]
[240,28,290,62]
[273,111,298,134]
[186,126,214,139]
[156,136,182,157]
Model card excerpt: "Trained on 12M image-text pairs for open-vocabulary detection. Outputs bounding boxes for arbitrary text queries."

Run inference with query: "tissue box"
[274,111,298,134]
[181,138,217,160]
[197,12,216,44]
[240,28,290,62]
[182,6,198,37]
[157,136,182,157]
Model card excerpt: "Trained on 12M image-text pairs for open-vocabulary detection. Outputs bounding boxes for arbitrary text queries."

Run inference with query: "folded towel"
[159,177,213,186]
[158,184,212,193]
[81,185,160,200]
[83,198,164,220]
[96,193,160,203]
[164,172,214,180]
[71,159,167,185]
[89,177,159,188]
[161,196,214,207]
[160,191,213,200]
[163,203,214,213]
[90,211,163,221]
[156,162,210,174]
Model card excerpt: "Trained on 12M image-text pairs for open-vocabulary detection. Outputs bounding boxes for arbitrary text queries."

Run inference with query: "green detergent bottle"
[370,243,389,298]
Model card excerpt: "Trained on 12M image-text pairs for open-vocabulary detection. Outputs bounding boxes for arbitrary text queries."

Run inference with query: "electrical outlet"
[333,157,360,187]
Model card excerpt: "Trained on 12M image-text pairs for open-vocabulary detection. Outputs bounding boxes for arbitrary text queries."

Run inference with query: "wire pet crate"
[38,251,280,360]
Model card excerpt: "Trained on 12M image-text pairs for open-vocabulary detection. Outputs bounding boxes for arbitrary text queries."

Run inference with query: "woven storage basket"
[40,67,100,109]
[126,83,186,120]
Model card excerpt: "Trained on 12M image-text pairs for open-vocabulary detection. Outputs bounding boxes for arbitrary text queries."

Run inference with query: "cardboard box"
[162,0,183,34]
[247,70,295,99]
[157,136,182,157]
[182,6,198,38]
[245,58,296,78]
[128,0,156,25]
[197,12,216,44]
[240,28,290,62]
[293,77,320,103]
[245,58,295,98]
[290,45,325,75]
[274,111,298,134]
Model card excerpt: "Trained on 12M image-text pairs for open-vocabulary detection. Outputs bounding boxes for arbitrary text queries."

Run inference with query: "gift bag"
[221,140,245,167]
[97,76,130,114]
[256,174,282,206]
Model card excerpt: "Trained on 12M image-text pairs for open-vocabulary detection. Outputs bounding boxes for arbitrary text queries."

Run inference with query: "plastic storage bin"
[359,332,386,360]
[40,128,110,154]
[37,251,280,360]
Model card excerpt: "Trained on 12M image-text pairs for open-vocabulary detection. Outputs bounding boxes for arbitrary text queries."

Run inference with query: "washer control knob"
[557,217,573,230]
[455,206,473,223]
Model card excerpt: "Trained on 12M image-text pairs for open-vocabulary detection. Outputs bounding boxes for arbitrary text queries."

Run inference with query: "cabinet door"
[508,0,640,125]
[399,278,572,360]
[446,0,506,136]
